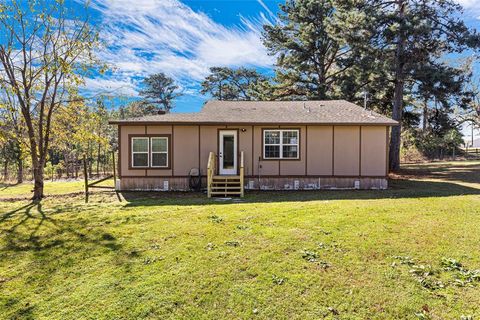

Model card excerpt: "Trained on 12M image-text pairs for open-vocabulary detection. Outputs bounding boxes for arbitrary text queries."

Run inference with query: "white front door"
[219,130,237,175]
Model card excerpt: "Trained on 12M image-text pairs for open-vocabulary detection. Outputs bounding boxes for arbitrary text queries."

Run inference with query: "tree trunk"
[315,62,327,99]
[422,96,428,132]
[64,152,70,178]
[75,154,79,178]
[96,143,101,176]
[17,157,23,184]
[32,159,45,200]
[3,160,8,181]
[88,144,93,177]
[103,149,106,175]
[389,0,406,172]
[88,158,92,177]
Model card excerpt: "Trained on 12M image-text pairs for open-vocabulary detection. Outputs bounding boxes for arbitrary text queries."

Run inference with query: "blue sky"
[76,0,480,140]
[78,0,281,111]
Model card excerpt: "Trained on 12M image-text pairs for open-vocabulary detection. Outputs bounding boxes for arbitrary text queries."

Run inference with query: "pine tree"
[262,0,369,100]
[200,67,268,101]
[358,0,480,170]
[139,73,182,113]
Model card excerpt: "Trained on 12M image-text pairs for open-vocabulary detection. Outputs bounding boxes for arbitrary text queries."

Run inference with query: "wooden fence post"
[83,154,89,203]
[112,150,117,189]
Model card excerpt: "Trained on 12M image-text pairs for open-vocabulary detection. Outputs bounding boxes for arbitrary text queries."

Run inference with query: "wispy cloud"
[83,77,138,97]
[256,0,280,23]
[456,0,480,9]
[455,0,480,17]
[82,0,274,97]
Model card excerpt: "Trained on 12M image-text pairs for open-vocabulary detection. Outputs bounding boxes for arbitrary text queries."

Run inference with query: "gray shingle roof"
[109,100,398,125]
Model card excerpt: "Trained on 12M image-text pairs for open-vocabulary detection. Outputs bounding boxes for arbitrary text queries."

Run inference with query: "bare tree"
[0,0,100,199]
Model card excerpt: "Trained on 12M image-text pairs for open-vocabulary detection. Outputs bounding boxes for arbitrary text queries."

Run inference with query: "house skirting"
[118,176,388,191]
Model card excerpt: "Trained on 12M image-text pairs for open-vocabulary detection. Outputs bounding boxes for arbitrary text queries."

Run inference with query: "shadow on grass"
[0,182,20,191]
[119,178,480,207]
[399,161,480,185]
[0,201,122,253]
[0,200,125,315]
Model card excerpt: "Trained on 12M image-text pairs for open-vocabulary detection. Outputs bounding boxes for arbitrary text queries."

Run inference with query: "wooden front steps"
[207,151,245,198]
[210,175,242,197]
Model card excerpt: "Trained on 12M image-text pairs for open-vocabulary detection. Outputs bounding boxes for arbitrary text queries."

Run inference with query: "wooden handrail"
[207,151,244,198]
[207,151,216,198]
[240,151,244,197]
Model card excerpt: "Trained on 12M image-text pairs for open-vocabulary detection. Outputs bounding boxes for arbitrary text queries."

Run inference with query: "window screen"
[151,137,168,168]
[132,137,149,167]
[263,130,299,159]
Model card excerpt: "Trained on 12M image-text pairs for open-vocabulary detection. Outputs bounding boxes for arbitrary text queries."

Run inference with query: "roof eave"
[108,120,399,126]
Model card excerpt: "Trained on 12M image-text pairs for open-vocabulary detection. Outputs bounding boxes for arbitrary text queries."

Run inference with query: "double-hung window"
[263,129,299,159]
[131,137,149,167]
[131,136,169,168]
[151,137,168,168]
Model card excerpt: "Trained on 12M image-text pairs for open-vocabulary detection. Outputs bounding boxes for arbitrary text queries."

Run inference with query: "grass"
[0,178,114,200]
[0,161,479,319]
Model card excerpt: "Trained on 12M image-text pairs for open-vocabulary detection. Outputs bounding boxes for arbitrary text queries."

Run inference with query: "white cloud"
[455,0,480,16]
[456,0,480,9]
[83,77,139,97]
[81,0,274,97]
[256,0,280,24]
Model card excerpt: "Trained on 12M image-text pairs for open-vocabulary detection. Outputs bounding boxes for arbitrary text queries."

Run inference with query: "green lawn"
[0,178,114,200]
[1,161,479,319]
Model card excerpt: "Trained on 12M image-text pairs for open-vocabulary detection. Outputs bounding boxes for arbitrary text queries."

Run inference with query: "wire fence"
[1,152,117,183]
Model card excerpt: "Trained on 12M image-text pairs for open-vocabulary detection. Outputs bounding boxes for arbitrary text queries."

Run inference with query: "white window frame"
[150,137,169,168]
[131,137,149,168]
[263,129,299,159]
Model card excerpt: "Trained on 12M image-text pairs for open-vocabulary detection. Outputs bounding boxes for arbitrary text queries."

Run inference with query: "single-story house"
[109,100,398,196]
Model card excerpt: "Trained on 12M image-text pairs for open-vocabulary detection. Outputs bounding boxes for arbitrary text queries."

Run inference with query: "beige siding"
[146,126,171,135]
[253,126,279,176]
[173,126,199,176]
[234,125,253,176]
[361,126,387,176]
[120,125,146,177]
[306,126,333,175]
[118,124,389,183]
[146,125,172,176]
[199,126,220,175]
[279,125,306,176]
[333,126,360,176]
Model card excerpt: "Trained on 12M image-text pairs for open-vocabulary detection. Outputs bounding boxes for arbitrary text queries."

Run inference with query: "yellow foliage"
[51,98,110,155]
